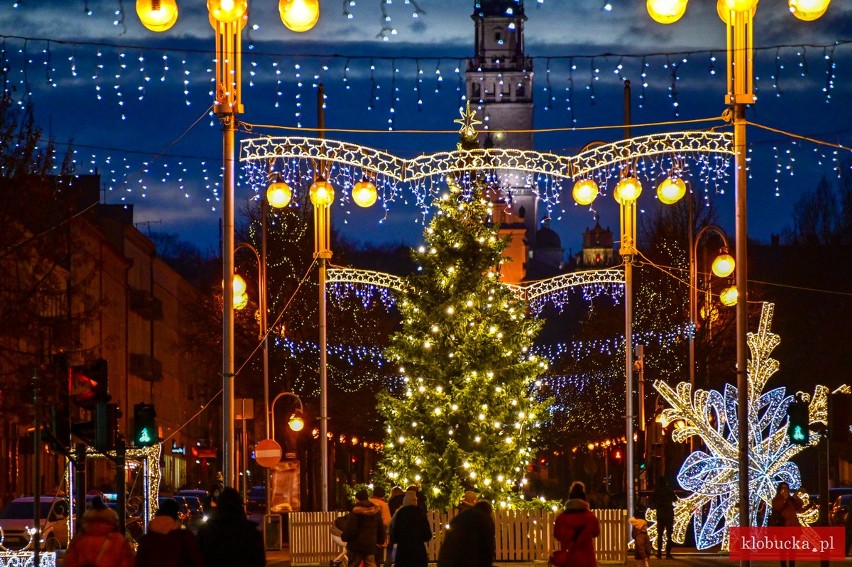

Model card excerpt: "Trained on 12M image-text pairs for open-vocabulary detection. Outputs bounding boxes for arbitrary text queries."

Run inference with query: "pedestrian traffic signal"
[787,400,809,446]
[133,403,158,448]
[70,359,110,409]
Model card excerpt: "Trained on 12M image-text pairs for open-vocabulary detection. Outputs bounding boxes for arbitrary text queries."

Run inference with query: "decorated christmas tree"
[377,106,551,510]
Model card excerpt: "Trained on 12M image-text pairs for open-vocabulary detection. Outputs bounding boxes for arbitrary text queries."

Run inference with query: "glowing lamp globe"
[267,180,292,209]
[656,176,686,205]
[352,179,378,208]
[233,293,248,310]
[711,251,736,278]
[788,0,829,21]
[309,178,335,207]
[647,0,687,24]
[232,274,247,296]
[716,0,758,23]
[279,0,320,32]
[615,176,642,204]
[719,0,758,11]
[720,286,738,306]
[572,179,599,206]
[136,0,178,32]
[288,411,305,432]
[208,0,248,23]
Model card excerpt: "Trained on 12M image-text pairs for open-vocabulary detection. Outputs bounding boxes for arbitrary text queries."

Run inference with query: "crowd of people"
[61,477,833,567]
[63,488,265,567]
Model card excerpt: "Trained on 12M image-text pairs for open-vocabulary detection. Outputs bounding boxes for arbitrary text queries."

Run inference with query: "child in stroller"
[330,515,349,567]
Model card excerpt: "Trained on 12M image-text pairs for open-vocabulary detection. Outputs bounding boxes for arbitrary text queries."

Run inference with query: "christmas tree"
[377,106,551,510]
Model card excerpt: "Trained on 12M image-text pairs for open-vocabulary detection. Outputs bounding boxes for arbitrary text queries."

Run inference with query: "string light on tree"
[377,108,552,510]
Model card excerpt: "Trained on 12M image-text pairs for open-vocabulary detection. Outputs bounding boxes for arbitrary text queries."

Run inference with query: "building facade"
[0,175,216,504]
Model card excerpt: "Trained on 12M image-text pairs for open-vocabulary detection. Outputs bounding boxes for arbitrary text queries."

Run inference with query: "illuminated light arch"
[327,267,624,311]
[240,131,733,182]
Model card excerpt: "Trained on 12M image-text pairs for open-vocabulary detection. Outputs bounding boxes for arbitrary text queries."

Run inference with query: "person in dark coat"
[388,487,405,517]
[553,481,600,567]
[437,500,495,567]
[770,482,803,567]
[343,489,386,567]
[196,487,265,567]
[388,490,432,567]
[136,498,204,567]
[650,477,677,559]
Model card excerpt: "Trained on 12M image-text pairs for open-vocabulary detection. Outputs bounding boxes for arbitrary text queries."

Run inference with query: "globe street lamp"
[646,0,831,533]
[310,175,377,511]
[136,0,319,488]
[689,224,735,397]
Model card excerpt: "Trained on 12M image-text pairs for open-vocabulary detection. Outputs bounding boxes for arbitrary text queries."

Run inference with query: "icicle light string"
[1,35,848,97]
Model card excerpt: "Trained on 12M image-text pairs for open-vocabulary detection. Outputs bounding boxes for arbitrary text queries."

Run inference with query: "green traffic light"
[138,427,152,444]
[792,425,806,442]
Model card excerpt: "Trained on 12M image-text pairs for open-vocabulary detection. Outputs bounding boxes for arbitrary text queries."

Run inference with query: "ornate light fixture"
[279,0,320,32]
[711,248,736,277]
[266,176,292,209]
[352,179,378,208]
[309,177,335,207]
[135,0,178,32]
[656,176,686,205]
[572,178,599,206]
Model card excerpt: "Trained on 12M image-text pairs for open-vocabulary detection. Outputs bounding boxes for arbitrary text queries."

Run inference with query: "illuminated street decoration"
[647,303,824,550]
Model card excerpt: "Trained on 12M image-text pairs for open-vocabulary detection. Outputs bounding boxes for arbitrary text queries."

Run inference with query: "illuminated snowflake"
[647,302,825,550]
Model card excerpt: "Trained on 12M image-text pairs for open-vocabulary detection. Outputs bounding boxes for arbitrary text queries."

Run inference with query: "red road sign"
[254,439,282,468]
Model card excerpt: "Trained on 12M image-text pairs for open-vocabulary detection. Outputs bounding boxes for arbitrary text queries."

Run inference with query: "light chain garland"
[240,132,732,221]
[647,302,824,551]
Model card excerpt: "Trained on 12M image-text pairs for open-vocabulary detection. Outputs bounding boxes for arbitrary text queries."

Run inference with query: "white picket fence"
[289,509,628,565]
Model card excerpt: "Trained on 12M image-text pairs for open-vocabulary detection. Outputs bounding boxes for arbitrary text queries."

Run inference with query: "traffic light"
[70,358,110,409]
[787,400,809,446]
[96,403,120,452]
[133,403,157,448]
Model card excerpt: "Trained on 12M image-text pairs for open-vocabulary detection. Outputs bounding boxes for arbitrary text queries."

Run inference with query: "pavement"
[265,547,852,567]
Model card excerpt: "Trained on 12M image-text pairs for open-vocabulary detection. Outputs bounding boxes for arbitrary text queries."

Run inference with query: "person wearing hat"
[387,490,432,567]
[64,496,135,567]
[342,489,386,567]
[136,498,204,567]
[457,491,477,513]
[552,481,600,567]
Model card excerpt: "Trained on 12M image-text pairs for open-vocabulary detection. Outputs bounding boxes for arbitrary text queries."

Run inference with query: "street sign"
[255,438,282,468]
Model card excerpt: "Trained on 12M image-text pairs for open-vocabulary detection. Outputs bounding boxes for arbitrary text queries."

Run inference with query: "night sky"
[2,0,850,254]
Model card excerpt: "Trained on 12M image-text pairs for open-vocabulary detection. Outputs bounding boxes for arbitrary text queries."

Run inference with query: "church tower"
[468,0,546,282]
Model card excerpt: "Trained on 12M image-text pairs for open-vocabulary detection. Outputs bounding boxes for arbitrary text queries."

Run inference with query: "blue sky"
[2,0,851,255]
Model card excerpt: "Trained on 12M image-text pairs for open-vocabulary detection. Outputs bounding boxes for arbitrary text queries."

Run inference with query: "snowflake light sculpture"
[648,302,826,550]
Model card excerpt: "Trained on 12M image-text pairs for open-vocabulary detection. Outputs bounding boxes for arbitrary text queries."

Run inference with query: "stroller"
[330,515,349,567]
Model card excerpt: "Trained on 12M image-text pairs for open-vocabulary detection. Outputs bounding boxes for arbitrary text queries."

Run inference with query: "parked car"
[246,486,267,515]
[830,494,851,526]
[0,496,70,551]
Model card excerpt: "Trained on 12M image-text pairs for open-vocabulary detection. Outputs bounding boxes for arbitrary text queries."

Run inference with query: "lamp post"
[688,224,735,396]
[308,173,377,511]
[647,0,832,541]
[270,391,305,440]
[136,0,320,488]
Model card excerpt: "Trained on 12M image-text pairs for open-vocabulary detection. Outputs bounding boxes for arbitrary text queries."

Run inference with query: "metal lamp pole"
[725,6,755,539]
[618,186,638,519]
[688,225,732,398]
[214,14,243,489]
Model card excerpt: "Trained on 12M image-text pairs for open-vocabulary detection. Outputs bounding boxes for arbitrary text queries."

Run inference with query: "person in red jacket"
[64,496,135,567]
[552,481,600,567]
